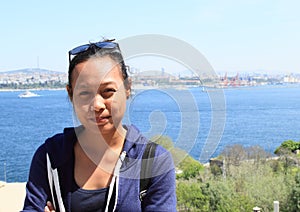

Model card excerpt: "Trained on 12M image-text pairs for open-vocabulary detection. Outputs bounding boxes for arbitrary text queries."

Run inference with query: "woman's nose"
[92,94,106,111]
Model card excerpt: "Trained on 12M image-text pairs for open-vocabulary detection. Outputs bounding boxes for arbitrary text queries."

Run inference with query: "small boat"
[18,90,40,98]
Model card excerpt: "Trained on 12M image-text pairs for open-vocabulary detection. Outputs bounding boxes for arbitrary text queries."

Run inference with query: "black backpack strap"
[139,141,157,201]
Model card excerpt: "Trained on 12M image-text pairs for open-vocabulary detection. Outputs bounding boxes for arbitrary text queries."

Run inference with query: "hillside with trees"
[153,136,300,211]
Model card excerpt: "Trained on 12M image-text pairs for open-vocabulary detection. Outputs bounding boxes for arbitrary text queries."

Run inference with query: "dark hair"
[67,42,129,91]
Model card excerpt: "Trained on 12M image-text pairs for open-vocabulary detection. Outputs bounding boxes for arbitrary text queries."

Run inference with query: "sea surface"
[0,85,299,182]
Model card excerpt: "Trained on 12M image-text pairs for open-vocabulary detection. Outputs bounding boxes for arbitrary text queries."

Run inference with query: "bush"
[177,156,203,180]
[177,182,209,211]
[152,135,204,180]
[275,140,300,155]
[286,172,300,212]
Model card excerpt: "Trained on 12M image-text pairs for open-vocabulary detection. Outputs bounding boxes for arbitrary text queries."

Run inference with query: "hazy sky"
[0,0,299,74]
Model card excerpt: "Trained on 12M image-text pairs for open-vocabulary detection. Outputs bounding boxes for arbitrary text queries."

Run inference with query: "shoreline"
[1,83,299,92]
[0,87,66,92]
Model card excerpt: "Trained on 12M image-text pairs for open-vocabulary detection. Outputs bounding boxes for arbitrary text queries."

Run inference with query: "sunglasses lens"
[69,42,118,56]
[69,44,90,55]
[94,42,118,49]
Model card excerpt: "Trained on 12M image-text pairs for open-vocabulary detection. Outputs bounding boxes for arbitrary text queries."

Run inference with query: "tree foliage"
[286,172,300,211]
[275,140,300,155]
[152,136,300,211]
[152,135,204,180]
[176,182,209,211]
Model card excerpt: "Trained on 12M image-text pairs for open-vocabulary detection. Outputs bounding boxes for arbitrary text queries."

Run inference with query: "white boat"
[18,90,40,98]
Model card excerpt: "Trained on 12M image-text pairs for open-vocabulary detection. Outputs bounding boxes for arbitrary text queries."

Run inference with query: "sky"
[0,0,299,75]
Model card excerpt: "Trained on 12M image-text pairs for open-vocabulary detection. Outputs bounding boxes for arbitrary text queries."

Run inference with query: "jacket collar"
[45,124,146,168]
[123,124,147,159]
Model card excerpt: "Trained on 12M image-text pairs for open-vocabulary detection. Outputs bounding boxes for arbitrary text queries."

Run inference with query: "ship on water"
[18,90,40,98]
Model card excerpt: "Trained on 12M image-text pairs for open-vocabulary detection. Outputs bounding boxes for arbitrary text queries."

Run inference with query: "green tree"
[275,140,300,155]
[210,163,223,177]
[177,181,209,211]
[286,172,300,211]
[176,156,203,180]
[200,180,253,212]
[151,135,174,150]
[152,134,204,180]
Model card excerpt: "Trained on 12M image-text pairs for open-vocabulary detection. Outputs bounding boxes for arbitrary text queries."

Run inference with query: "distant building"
[0,68,67,89]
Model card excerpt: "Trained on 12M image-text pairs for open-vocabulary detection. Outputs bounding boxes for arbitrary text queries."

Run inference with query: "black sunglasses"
[68,41,119,62]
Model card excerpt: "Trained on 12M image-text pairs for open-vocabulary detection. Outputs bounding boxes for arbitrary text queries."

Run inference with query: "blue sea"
[0,85,300,182]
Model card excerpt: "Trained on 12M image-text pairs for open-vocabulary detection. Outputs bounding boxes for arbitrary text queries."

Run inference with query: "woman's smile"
[93,115,111,125]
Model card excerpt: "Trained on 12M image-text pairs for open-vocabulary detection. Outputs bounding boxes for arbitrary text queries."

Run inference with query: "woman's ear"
[125,78,132,99]
[66,85,73,102]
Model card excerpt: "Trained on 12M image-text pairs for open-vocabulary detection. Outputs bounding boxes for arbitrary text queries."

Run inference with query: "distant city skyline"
[0,1,299,74]
[0,65,299,77]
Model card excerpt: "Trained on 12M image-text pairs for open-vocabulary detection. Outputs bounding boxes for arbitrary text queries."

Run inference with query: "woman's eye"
[102,88,116,98]
[79,91,91,96]
[105,88,117,93]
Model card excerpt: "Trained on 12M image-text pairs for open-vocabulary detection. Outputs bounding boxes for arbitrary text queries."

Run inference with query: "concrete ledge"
[0,182,26,211]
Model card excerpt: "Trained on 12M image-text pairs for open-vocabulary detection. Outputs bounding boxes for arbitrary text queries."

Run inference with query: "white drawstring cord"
[104,151,127,212]
[47,153,66,212]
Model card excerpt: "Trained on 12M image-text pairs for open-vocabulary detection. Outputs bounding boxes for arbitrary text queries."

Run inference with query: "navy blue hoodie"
[22,125,177,211]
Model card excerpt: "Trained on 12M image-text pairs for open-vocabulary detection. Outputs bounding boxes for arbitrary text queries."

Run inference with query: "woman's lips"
[94,116,111,124]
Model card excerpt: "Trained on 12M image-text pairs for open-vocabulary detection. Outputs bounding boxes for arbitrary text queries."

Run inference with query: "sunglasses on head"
[68,40,119,62]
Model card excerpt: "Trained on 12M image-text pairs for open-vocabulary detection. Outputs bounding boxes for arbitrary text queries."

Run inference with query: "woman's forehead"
[72,57,123,85]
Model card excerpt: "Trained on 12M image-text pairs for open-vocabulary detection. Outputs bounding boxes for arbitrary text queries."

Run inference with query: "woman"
[22,39,177,212]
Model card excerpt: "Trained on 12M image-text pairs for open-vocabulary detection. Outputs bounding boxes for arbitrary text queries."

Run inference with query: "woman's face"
[69,56,130,136]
